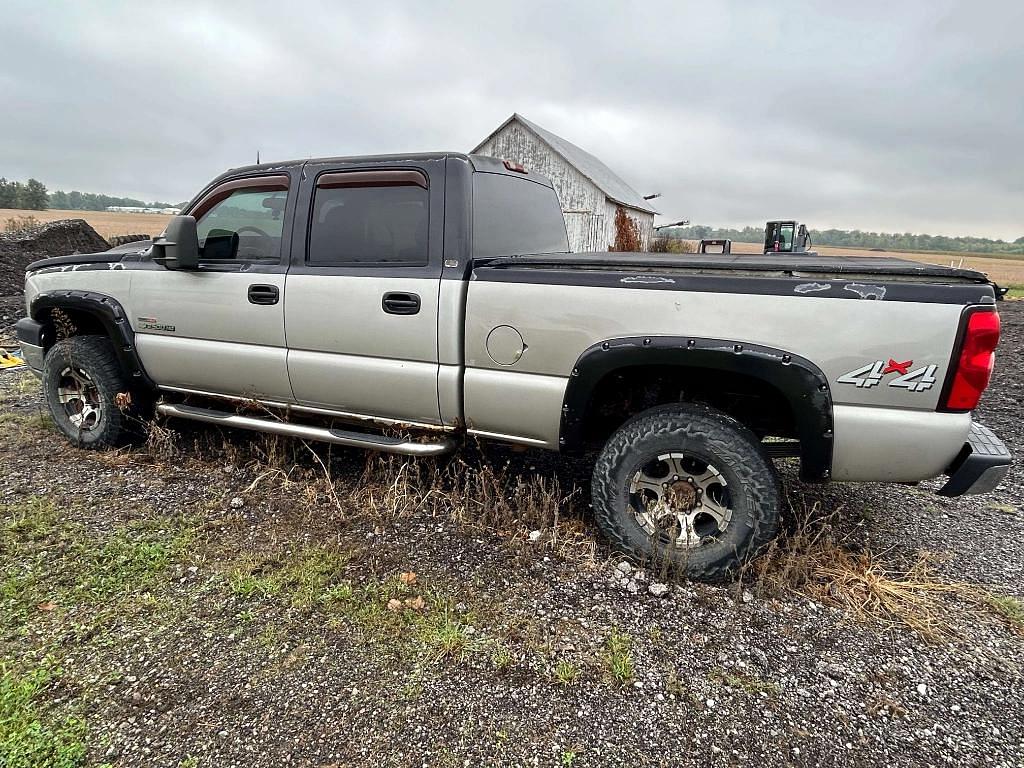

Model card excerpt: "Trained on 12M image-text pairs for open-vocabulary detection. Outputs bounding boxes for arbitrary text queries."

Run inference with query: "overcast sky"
[1,1,1021,239]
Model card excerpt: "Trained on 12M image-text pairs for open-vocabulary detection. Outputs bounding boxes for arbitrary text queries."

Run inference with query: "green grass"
[553,659,580,685]
[490,643,514,671]
[986,594,1024,630]
[415,602,471,662]
[331,580,478,663]
[230,554,481,664]
[0,663,86,768]
[1,497,199,628]
[602,628,634,685]
[76,520,194,600]
[228,546,351,607]
[0,411,54,431]
[711,668,779,695]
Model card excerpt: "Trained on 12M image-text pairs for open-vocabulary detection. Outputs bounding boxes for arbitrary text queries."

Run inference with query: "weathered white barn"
[472,114,656,252]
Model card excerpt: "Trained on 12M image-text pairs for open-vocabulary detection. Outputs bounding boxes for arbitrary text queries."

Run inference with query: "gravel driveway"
[1,278,1021,767]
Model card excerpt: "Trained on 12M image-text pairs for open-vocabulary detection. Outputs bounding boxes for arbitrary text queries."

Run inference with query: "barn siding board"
[474,116,655,253]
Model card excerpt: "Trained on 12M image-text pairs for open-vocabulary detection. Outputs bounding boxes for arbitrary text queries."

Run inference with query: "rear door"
[284,158,445,425]
[130,173,295,401]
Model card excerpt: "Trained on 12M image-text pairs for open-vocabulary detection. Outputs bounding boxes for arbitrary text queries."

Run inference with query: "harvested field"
[1,237,1022,767]
[1,208,172,239]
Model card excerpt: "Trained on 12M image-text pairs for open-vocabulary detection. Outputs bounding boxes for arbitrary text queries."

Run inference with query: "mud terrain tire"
[591,403,781,581]
[43,335,129,449]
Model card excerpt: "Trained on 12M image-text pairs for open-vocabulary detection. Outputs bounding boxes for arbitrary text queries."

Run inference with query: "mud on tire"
[591,402,781,582]
[42,335,130,449]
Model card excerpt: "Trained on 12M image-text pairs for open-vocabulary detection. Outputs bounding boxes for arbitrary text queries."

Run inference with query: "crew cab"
[16,152,1011,580]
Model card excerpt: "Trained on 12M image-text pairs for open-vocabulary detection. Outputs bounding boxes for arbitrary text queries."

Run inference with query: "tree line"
[1,176,183,212]
[47,190,183,211]
[663,224,1024,255]
[0,178,48,210]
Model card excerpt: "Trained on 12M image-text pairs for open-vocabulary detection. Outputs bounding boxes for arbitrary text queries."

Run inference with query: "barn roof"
[473,113,657,215]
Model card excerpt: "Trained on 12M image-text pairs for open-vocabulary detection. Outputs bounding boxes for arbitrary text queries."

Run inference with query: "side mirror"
[152,215,200,270]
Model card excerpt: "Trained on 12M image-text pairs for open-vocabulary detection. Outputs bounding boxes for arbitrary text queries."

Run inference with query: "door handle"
[382,292,421,315]
[248,284,279,305]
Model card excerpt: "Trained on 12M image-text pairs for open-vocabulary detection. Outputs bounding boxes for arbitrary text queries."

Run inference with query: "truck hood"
[25,239,154,274]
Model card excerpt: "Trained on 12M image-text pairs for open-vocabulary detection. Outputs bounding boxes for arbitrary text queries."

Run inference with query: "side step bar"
[155,403,456,457]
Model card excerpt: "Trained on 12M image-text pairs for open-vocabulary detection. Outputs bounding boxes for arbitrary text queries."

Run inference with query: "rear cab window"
[473,172,569,258]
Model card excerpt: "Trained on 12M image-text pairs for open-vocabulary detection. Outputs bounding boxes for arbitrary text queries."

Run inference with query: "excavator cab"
[764,221,812,254]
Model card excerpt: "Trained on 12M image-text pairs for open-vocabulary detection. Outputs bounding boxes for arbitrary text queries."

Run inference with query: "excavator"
[697,220,816,255]
[762,220,814,254]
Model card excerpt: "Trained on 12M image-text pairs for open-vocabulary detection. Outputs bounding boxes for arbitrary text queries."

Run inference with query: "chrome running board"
[155,402,456,457]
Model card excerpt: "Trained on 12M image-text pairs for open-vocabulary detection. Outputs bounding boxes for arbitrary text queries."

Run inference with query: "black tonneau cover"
[481,251,990,283]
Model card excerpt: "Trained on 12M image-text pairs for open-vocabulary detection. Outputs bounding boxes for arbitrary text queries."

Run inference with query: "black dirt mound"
[0,219,110,297]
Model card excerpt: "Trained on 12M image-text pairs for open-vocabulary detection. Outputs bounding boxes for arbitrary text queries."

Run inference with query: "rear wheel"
[591,403,781,581]
[43,335,130,449]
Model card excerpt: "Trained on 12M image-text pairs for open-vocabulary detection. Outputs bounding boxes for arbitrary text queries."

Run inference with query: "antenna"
[256,150,261,165]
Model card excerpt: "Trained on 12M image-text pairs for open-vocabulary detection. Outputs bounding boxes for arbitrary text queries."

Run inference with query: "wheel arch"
[30,290,156,391]
[559,336,834,481]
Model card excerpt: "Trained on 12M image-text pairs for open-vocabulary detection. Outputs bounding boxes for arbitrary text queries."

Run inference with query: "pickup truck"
[15,152,1011,580]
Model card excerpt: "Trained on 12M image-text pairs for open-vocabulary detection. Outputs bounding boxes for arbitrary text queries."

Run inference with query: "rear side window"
[308,172,429,267]
[473,172,569,258]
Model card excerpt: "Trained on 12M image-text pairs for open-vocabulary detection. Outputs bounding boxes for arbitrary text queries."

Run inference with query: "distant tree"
[8,181,25,208]
[47,188,179,211]
[611,207,642,252]
[0,178,15,208]
[23,178,48,210]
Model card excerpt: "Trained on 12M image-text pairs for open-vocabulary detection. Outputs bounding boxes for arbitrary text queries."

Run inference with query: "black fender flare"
[559,336,834,481]
[30,290,156,391]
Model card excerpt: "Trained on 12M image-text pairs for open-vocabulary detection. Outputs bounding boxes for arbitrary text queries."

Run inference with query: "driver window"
[195,188,288,262]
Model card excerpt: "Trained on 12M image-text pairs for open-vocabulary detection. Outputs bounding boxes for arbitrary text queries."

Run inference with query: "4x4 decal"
[837,359,938,392]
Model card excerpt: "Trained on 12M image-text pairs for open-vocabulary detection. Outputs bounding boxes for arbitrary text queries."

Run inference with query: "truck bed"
[477,251,990,284]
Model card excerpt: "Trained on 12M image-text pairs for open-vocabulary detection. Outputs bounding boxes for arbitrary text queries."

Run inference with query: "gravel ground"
[1,258,1022,766]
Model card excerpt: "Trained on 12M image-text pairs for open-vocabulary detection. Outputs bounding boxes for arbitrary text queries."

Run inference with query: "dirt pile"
[0,219,111,343]
[0,218,109,297]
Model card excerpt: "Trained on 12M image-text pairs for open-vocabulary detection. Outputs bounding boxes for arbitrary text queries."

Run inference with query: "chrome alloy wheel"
[56,365,103,431]
[628,452,733,549]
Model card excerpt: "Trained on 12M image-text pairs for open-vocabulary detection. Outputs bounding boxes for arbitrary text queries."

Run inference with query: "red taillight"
[503,159,527,174]
[941,308,1000,411]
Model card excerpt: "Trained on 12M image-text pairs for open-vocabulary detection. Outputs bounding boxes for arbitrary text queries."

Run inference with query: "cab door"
[130,174,295,401]
[284,159,445,425]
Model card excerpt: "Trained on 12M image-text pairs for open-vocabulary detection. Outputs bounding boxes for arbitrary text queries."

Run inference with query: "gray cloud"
[1,0,1021,239]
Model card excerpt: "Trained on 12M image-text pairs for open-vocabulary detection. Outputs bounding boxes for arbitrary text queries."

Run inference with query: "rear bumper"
[938,422,1011,496]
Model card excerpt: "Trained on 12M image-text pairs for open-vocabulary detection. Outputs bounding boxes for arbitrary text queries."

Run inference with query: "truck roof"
[219,152,556,188]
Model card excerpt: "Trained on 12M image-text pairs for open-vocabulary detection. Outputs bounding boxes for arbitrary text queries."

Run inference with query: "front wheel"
[591,403,781,582]
[43,335,130,449]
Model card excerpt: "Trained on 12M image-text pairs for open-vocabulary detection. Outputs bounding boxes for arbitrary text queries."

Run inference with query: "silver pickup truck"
[15,152,1011,580]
